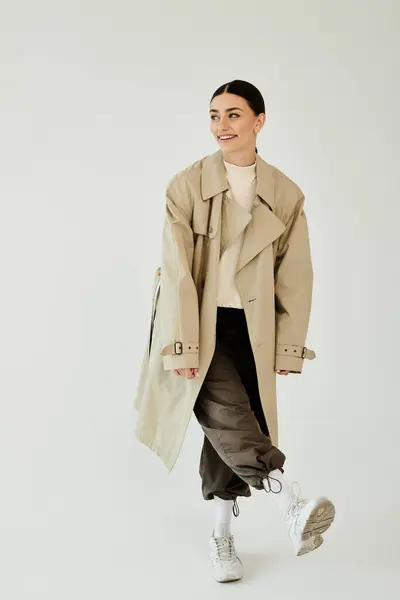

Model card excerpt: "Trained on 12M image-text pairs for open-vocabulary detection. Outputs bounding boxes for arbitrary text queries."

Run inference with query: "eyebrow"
[209,107,244,113]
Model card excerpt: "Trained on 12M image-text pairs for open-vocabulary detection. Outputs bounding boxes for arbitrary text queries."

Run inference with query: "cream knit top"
[217,159,257,308]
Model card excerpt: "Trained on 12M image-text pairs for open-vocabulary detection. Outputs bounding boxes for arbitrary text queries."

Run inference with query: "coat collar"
[201,149,275,210]
[200,149,285,274]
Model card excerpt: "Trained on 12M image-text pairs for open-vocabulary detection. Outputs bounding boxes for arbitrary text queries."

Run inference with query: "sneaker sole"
[212,573,243,583]
[296,534,324,556]
[301,497,336,540]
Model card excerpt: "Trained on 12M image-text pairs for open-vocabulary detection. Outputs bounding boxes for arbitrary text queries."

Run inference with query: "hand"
[174,367,199,379]
[275,369,289,376]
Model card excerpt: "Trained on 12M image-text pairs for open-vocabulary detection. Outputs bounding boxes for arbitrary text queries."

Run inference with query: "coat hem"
[135,432,177,472]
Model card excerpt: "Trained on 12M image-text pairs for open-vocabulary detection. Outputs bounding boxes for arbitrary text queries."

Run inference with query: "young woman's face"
[209,92,264,153]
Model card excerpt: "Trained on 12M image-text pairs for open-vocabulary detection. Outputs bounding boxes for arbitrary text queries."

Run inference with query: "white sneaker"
[284,483,335,556]
[209,530,244,582]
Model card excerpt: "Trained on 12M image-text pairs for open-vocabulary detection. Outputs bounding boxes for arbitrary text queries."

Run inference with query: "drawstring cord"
[230,470,284,516]
[232,498,240,517]
[262,472,283,494]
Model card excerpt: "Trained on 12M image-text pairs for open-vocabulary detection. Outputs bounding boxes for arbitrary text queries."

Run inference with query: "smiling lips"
[219,135,237,141]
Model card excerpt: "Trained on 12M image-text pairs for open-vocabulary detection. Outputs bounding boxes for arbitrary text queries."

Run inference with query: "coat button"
[254,198,259,206]
[209,226,213,233]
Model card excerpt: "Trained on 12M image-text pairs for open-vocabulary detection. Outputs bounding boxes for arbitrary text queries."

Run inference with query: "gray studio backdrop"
[0,1,399,598]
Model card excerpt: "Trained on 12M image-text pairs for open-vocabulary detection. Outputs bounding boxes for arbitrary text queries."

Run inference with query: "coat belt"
[275,344,316,360]
[160,342,315,360]
[160,341,199,356]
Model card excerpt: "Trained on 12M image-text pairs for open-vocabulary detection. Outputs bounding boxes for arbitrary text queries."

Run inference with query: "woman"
[134,80,335,583]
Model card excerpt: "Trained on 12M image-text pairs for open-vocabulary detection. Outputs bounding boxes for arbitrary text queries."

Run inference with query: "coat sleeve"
[274,196,316,373]
[159,174,200,370]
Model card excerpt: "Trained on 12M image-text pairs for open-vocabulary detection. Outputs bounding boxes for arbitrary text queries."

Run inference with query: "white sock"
[213,496,233,537]
[262,469,294,515]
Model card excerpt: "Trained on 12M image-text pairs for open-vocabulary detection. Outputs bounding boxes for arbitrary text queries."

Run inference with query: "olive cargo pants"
[193,306,286,501]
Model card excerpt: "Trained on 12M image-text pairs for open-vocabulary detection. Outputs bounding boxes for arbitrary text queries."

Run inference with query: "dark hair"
[210,80,265,154]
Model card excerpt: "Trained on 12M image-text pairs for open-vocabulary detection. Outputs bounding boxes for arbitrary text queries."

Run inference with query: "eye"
[210,113,240,121]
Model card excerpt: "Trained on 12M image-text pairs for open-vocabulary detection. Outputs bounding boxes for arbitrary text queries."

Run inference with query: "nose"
[217,119,231,135]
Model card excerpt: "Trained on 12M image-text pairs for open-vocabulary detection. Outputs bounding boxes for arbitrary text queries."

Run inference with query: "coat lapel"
[236,199,285,273]
[219,193,252,257]
[201,150,286,273]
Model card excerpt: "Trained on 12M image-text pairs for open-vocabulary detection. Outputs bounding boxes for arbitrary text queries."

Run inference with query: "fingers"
[174,368,199,379]
[185,368,198,379]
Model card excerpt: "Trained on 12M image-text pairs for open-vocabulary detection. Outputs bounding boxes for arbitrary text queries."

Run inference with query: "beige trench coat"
[134,149,316,472]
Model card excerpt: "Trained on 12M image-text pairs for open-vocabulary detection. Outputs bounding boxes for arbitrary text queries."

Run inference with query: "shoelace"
[262,476,309,528]
[213,534,236,560]
[286,481,308,520]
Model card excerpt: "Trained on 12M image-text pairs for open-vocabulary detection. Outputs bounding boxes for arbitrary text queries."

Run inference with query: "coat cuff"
[160,341,199,370]
[275,344,316,373]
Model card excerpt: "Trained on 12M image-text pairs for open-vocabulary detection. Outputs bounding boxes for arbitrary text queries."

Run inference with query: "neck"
[222,147,257,167]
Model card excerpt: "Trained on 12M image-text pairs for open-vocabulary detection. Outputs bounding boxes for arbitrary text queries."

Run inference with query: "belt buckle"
[302,347,307,358]
[174,341,183,355]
